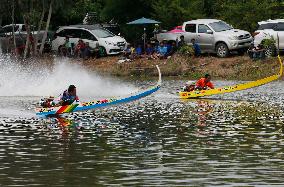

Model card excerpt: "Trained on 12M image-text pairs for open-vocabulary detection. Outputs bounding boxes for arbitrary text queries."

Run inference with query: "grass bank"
[81,54,282,81]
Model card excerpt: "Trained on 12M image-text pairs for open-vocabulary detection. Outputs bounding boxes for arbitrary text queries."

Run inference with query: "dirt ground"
[77,54,282,81]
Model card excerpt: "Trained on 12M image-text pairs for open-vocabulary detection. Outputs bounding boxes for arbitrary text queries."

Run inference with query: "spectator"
[94,43,105,58]
[144,43,155,59]
[135,44,143,58]
[178,35,186,48]
[248,44,265,60]
[191,38,201,57]
[123,43,132,59]
[74,39,85,57]
[83,42,92,60]
[154,41,168,59]
[60,37,72,57]
[168,41,178,56]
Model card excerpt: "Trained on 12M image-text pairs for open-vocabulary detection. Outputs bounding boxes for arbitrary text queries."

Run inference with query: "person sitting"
[248,44,265,60]
[135,44,143,58]
[58,85,79,105]
[40,85,79,107]
[167,41,178,56]
[183,81,196,92]
[195,74,214,90]
[60,36,72,57]
[123,43,132,59]
[191,38,201,57]
[74,39,85,57]
[83,42,92,60]
[178,35,186,48]
[144,43,154,59]
[153,41,168,59]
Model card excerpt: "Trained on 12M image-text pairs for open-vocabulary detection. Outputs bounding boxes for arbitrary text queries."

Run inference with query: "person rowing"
[195,74,214,90]
[40,85,79,107]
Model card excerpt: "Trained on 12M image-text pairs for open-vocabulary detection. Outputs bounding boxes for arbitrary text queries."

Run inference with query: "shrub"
[177,45,195,56]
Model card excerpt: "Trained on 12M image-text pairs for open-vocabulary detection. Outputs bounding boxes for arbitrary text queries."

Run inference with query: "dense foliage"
[0,0,283,39]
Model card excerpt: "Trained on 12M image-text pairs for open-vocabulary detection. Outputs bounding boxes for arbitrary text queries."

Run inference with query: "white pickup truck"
[157,19,253,57]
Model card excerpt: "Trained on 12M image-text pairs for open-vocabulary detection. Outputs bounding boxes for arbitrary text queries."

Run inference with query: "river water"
[0,57,284,186]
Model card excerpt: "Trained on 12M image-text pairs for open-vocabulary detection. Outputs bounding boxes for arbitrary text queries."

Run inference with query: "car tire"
[216,43,229,58]
[100,47,107,57]
[264,45,277,57]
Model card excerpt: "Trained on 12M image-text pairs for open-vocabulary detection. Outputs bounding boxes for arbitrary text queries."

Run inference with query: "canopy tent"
[127,17,161,48]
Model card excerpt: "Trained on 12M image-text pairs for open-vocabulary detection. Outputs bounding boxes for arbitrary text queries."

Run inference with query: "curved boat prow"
[179,56,283,99]
[36,66,162,116]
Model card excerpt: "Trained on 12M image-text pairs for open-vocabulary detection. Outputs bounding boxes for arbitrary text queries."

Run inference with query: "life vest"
[196,78,214,89]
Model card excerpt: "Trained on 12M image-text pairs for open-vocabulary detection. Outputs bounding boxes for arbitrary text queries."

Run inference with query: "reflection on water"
[0,80,284,186]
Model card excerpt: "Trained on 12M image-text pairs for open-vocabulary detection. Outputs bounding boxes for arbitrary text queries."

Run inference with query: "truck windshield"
[92,29,114,38]
[209,21,233,32]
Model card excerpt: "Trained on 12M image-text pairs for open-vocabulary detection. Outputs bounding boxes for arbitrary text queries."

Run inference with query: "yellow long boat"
[179,56,283,99]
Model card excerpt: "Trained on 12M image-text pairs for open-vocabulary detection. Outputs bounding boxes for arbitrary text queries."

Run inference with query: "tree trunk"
[23,15,31,59]
[11,0,17,54]
[39,0,53,55]
[34,0,45,55]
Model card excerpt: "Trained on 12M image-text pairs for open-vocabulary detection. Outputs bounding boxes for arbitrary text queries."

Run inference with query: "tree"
[151,0,205,30]
[34,0,46,55]
[213,0,281,32]
[39,0,53,55]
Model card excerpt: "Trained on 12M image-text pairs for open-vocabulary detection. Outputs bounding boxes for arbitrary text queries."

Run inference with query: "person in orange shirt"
[195,74,214,90]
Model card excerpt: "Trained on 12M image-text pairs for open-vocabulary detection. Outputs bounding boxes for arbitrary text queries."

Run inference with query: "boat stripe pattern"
[179,56,283,99]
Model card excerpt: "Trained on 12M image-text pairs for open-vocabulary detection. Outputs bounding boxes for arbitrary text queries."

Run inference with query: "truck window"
[258,23,276,30]
[198,24,211,33]
[185,24,196,33]
[274,23,284,31]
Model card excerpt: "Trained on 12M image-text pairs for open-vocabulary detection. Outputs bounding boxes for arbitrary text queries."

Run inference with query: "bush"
[261,37,276,48]
[177,45,195,56]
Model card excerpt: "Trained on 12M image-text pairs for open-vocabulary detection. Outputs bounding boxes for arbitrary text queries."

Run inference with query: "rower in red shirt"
[195,74,214,90]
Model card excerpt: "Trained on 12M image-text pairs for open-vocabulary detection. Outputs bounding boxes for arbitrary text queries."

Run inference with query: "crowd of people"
[119,35,201,63]
[59,36,105,60]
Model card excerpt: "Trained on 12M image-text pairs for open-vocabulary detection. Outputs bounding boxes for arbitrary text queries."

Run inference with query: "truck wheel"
[216,43,229,58]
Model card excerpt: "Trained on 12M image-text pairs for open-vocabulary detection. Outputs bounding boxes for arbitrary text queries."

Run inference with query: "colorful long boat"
[36,65,162,116]
[179,56,283,99]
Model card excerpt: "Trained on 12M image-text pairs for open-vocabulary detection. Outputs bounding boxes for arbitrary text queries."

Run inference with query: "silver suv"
[157,19,253,57]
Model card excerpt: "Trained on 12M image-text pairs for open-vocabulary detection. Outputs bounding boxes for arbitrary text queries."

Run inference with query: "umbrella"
[127,17,161,48]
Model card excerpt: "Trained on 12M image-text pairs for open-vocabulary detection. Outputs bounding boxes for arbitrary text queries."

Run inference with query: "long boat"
[36,65,162,116]
[179,56,283,99]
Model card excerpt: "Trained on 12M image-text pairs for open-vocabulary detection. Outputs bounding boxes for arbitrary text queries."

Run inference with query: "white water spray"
[0,56,137,99]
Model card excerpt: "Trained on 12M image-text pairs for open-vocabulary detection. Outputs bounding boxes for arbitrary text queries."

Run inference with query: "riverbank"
[80,54,281,81]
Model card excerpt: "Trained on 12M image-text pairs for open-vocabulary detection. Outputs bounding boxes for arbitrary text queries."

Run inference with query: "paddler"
[40,85,79,107]
[195,74,214,90]
[58,85,79,106]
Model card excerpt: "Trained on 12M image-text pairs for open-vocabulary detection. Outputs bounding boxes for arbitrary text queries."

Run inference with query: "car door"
[183,24,197,44]
[80,30,98,48]
[52,29,66,51]
[197,24,214,52]
[274,23,284,49]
